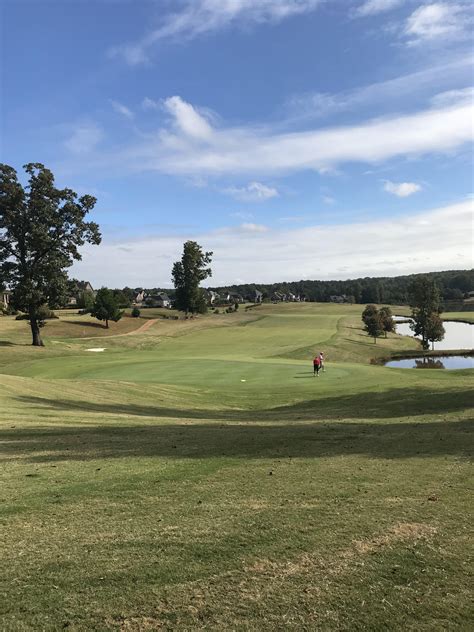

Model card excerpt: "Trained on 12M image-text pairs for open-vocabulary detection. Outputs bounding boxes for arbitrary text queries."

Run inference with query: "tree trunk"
[30,316,44,347]
[105,319,109,328]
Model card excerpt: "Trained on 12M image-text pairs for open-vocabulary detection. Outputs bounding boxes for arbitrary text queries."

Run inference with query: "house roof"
[75,281,93,291]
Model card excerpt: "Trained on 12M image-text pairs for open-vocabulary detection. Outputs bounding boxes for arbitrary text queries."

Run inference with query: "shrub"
[15,306,57,321]
[214,308,220,314]
[37,305,58,320]
[131,307,141,318]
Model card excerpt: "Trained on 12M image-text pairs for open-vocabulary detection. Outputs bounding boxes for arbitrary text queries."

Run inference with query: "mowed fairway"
[1,303,473,630]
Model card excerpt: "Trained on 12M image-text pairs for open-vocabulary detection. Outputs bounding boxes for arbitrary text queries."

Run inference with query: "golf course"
[1,302,473,630]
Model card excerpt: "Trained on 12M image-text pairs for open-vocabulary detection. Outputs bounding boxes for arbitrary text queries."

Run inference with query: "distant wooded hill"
[207,269,474,306]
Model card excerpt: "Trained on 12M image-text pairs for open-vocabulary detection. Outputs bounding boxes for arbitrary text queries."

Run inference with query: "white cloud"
[323,195,336,205]
[230,211,254,220]
[404,2,473,44]
[355,0,406,17]
[109,0,322,65]
[110,100,134,120]
[64,123,103,154]
[430,86,474,108]
[285,55,473,121]
[119,94,473,177]
[163,95,213,140]
[222,181,279,201]
[239,223,268,233]
[142,97,160,110]
[72,199,474,286]
[384,180,422,197]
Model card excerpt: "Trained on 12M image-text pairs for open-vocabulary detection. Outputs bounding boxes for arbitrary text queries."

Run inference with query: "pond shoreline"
[372,348,474,366]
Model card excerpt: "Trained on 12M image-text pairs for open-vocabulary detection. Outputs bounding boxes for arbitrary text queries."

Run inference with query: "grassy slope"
[1,304,473,631]
[442,312,474,323]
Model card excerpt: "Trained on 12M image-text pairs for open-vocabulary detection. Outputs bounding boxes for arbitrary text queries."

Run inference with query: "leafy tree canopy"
[0,163,101,345]
[409,276,444,350]
[90,288,123,328]
[172,241,212,314]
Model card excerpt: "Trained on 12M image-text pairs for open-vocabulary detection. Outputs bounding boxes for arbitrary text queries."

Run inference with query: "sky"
[1,0,473,288]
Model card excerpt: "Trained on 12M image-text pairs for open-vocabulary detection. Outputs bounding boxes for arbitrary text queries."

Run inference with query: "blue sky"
[1,0,473,287]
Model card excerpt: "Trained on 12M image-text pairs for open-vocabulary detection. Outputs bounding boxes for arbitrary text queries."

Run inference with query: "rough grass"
[1,303,473,631]
[443,312,474,323]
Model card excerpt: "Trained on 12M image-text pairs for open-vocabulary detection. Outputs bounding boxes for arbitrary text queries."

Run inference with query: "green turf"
[1,303,473,631]
[442,311,474,323]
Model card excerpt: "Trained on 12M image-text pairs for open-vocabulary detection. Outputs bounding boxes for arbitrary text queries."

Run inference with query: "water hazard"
[386,317,474,370]
[386,355,474,370]
[395,319,473,351]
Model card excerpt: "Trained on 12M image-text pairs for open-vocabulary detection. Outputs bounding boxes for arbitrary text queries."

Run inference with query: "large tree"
[361,304,378,326]
[90,287,123,328]
[379,306,395,338]
[0,163,101,345]
[425,312,445,351]
[364,310,384,343]
[409,276,444,350]
[172,241,212,315]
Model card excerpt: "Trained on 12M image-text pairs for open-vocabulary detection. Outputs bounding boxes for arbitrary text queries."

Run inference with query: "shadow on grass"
[2,386,472,462]
[0,341,18,346]
[14,387,474,422]
[1,418,472,463]
[62,321,107,329]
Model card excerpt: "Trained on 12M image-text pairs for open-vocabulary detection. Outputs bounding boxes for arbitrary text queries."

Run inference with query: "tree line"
[209,269,473,306]
[0,163,471,345]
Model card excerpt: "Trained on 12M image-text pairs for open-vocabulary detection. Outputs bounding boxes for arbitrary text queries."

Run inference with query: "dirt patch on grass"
[352,522,436,554]
[120,524,438,629]
[245,522,437,578]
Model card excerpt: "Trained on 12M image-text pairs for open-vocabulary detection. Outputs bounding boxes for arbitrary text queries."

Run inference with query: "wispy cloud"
[384,180,422,197]
[222,181,279,201]
[64,123,103,154]
[355,0,406,18]
[284,55,472,121]
[72,199,473,286]
[109,0,322,65]
[117,93,473,177]
[404,2,473,44]
[430,87,474,108]
[230,211,254,221]
[110,100,134,120]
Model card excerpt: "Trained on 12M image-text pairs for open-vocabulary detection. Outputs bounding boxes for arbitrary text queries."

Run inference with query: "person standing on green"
[319,352,325,372]
[313,354,321,376]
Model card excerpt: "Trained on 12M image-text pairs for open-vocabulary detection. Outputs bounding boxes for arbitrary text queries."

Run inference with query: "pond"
[395,319,474,351]
[386,355,474,370]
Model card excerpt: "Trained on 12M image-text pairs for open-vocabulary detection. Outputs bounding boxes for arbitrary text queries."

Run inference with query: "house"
[134,290,148,305]
[247,289,263,303]
[145,292,171,308]
[204,290,220,305]
[66,281,95,306]
[76,281,94,293]
[271,291,287,302]
[287,292,300,302]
